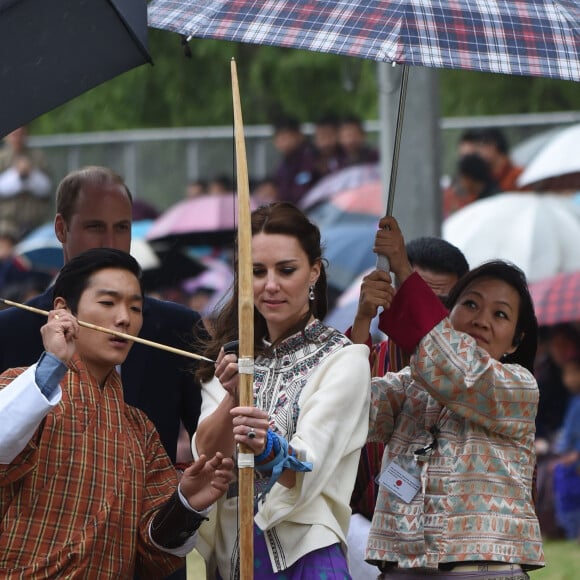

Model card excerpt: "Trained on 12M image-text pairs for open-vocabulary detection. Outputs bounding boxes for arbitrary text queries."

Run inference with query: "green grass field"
[530,540,580,580]
[187,540,580,579]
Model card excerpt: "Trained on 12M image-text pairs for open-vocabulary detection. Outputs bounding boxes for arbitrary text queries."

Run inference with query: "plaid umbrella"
[530,271,580,326]
[148,0,580,81]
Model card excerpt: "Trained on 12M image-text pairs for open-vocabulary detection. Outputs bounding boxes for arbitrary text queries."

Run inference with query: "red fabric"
[346,276,446,518]
[495,159,524,192]
[379,272,447,353]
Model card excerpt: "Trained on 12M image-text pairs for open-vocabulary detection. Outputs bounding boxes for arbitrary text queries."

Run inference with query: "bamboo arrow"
[0,298,214,363]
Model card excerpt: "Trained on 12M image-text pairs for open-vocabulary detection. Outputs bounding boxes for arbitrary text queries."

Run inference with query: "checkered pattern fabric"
[530,271,580,326]
[148,0,580,81]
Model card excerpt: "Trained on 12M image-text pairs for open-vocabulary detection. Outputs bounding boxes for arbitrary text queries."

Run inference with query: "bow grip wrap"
[150,489,208,549]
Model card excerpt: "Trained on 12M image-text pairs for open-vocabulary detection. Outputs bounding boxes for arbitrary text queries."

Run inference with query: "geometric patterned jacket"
[367,273,544,570]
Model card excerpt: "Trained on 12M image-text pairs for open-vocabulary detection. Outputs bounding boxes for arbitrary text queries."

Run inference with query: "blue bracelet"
[254,432,313,502]
[255,429,274,463]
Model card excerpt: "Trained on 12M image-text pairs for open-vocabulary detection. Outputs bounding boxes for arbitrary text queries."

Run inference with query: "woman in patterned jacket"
[366,216,544,579]
[192,202,371,579]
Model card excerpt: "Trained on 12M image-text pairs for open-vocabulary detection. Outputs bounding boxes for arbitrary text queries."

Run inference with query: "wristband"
[254,432,312,502]
[254,429,274,463]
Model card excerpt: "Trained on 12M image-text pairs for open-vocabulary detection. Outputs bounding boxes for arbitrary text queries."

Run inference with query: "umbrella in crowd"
[13,220,205,293]
[132,219,207,291]
[149,0,580,82]
[14,222,63,273]
[324,267,385,340]
[146,193,258,247]
[529,271,580,327]
[182,256,234,315]
[511,125,571,168]
[0,0,151,137]
[306,181,383,229]
[320,218,379,296]
[132,238,207,292]
[299,164,381,210]
[442,192,580,283]
[517,122,580,190]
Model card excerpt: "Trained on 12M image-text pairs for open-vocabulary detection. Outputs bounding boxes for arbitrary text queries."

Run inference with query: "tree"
[31,29,578,134]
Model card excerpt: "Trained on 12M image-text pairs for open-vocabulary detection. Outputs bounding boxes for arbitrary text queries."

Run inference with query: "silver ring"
[247,428,256,439]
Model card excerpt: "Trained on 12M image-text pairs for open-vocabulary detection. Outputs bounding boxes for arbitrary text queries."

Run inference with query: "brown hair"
[56,166,132,226]
[196,202,328,382]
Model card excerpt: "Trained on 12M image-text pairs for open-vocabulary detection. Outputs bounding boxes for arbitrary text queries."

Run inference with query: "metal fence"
[28,110,580,215]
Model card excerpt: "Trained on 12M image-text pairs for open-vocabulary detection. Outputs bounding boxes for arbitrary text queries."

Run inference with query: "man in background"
[338,115,379,167]
[477,127,523,192]
[272,115,320,205]
[0,126,52,235]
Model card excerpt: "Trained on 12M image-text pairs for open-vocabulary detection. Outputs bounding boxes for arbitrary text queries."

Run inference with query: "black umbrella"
[0,0,152,138]
[140,242,207,292]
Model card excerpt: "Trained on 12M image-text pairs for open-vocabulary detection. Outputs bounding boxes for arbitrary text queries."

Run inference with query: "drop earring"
[309,285,315,301]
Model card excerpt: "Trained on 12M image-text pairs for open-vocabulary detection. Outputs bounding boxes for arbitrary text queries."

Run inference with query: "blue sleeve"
[34,352,67,399]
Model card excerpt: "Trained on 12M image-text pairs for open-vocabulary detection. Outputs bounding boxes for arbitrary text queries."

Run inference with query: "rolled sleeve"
[378,272,447,352]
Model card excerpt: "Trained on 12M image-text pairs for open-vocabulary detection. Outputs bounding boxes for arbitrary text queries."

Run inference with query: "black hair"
[315,113,341,128]
[458,128,484,144]
[406,237,469,279]
[479,127,509,154]
[458,153,494,184]
[446,260,538,372]
[52,248,142,314]
[340,114,364,128]
[273,115,301,134]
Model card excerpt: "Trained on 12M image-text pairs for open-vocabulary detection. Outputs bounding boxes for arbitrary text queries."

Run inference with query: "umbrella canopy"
[182,256,234,314]
[14,222,63,272]
[529,271,580,326]
[517,123,580,189]
[132,221,207,290]
[139,242,207,291]
[324,267,385,340]
[13,220,204,291]
[299,164,381,210]
[306,181,382,228]
[511,125,570,168]
[0,0,151,138]
[149,0,580,81]
[442,192,580,283]
[321,219,378,294]
[146,193,257,247]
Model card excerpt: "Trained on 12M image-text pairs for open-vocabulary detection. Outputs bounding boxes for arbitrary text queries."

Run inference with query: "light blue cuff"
[35,352,67,399]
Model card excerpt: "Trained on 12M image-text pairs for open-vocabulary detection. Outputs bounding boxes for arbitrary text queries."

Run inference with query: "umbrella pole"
[377,64,409,272]
[231,59,255,580]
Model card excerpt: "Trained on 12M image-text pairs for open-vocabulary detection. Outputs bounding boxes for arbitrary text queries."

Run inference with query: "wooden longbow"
[231,58,255,580]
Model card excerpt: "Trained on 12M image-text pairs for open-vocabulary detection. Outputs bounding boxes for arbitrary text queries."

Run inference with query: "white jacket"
[192,321,370,578]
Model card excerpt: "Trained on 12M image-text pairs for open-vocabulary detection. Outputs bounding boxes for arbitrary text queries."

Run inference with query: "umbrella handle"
[376,254,390,273]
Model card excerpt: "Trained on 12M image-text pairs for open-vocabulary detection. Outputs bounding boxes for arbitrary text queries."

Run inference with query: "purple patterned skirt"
[217,523,352,579]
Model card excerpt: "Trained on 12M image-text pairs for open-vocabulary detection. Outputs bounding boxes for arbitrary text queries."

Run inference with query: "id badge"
[378,459,421,503]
